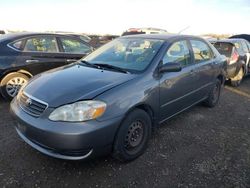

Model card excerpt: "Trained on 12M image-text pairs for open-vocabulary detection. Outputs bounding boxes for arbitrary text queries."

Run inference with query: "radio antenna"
[178,26,190,34]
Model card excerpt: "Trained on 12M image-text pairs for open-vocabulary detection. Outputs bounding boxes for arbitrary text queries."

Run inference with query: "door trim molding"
[160,82,213,108]
[159,96,207,124]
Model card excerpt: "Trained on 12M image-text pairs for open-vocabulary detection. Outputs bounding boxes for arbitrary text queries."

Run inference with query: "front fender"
[95,74,159,123]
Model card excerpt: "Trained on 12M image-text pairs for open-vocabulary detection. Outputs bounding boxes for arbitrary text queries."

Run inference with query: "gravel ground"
[0,77,250,188]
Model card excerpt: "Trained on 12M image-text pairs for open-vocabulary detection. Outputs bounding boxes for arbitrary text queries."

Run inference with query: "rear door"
[159,40,199,123]
[57,36,93,64]
[189,39,216,98]
[20,35,67,75]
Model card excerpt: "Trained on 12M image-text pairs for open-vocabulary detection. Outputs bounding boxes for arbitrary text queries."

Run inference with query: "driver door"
[159,40,199,123]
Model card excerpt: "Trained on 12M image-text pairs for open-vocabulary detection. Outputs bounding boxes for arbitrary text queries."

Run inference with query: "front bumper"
[10,98,123,160]
[15,127,93,160]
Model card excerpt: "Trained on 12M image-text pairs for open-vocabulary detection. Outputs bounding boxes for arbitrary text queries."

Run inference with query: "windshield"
[83,38,164,72]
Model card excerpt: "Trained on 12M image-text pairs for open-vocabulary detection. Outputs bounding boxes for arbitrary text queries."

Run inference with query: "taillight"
[229,49,239,64]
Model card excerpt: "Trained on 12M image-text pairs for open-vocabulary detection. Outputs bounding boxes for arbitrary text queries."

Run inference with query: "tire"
[231,67,244,87]
[112,109,152,162]
[204,79,221,108]
[0,72,29,100]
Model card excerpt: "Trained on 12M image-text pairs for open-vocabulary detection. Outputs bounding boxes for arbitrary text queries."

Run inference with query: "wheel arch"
[17,69,33,78]
[111,102,155,154]
[217,74,225,85]
[0,70,31,100]
[119,103,156,129]
[1,69,33,80]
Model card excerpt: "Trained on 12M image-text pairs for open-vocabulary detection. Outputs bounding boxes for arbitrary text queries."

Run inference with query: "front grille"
[31,138,92,157]
[18,92,48,117]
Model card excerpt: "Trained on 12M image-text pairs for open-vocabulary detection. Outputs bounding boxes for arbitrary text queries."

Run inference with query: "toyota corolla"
[11,34,226,162]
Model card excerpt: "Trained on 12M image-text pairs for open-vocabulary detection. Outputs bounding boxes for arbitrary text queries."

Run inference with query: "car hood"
[24,64,137,107]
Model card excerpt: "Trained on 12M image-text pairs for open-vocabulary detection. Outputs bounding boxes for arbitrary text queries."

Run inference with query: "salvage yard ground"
[1,77,250,188]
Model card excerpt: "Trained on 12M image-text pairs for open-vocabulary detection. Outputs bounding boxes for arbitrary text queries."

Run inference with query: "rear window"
[9,40,23,50]
[214,42,234,58]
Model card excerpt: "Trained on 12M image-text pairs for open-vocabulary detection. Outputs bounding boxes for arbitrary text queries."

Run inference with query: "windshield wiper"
[93,63,129,74]
[79,60,99,68]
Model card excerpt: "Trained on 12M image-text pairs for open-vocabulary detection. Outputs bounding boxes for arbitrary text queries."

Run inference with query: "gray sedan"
[11,34,226,162]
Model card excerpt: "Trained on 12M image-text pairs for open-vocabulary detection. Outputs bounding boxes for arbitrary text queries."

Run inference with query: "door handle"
[190,69,198,76]
[190,69,196,74]
[26,59,39,63]
[66,59,78,63]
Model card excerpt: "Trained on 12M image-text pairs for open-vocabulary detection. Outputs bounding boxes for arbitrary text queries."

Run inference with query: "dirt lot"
[0,78,250,188]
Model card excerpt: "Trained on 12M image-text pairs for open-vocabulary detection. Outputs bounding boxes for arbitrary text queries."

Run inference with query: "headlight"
[49,100,106,122]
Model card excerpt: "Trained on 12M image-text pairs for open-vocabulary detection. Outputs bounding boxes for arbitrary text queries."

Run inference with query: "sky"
[0,0,250,35]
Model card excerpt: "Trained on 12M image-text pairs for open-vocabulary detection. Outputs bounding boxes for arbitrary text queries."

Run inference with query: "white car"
[122,28,168,36]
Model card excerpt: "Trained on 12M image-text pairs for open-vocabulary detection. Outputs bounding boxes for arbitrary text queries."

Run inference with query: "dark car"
[230,34,250,43]
[87,35,120,48]
[98,35,120,45]
[0,32,93,100]
[55,32,92,43]
[213,39,250,86]
[11,34,226,162]
[88,35,103,48]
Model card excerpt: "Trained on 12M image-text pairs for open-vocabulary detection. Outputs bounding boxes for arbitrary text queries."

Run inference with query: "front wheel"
[0,72,29,100]
[112,109,152,162]
[204,79,221,108]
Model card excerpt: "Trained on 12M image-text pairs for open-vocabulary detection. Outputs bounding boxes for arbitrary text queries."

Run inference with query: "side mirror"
[159,62,182,73]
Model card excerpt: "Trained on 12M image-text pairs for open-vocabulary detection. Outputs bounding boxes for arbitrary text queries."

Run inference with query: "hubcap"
[6,77,27,97]
[124,121,144,150]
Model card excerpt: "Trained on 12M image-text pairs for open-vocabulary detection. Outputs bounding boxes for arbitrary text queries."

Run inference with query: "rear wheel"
[204,79,221,108]
[0,72,29,100]
[112,109,152,162]
[231,67,244,87]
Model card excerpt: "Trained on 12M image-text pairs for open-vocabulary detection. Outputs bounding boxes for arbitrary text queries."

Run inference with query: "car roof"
[216,38,245,43]
[0,32,83,43]
[229,34,250,42]
[120,34,203,41]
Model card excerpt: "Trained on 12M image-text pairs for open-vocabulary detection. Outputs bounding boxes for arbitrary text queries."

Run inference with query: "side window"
[9,40,23,50]
[163,40,191,66]
[241,41,249,53]
[24,36,59,52]
[190,40,213,63]
[246,41,250,51]
[60,38,91,54]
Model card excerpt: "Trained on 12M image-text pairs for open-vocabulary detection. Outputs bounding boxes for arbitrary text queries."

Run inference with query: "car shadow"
[0,95,7,104]
[0,95,4,102]
[224,74,250,93]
